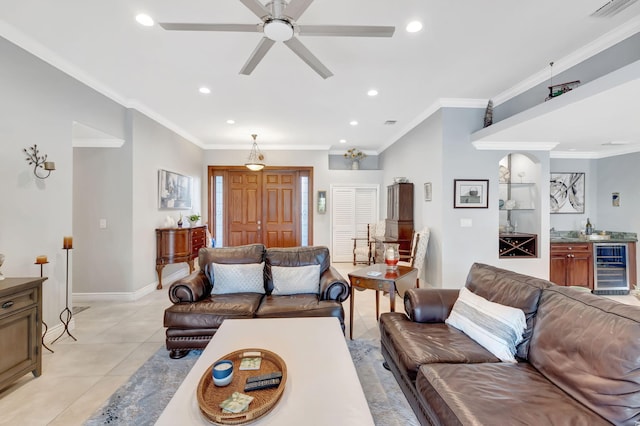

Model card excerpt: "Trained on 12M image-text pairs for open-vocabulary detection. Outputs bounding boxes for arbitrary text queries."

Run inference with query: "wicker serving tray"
[197,348,287,425]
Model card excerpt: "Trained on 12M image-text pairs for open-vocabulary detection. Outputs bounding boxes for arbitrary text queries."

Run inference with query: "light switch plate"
[460,218,472,227]
[99,219,107,229]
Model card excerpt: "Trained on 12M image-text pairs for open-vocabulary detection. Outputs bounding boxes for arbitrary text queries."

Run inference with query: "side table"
[348,264,417,340]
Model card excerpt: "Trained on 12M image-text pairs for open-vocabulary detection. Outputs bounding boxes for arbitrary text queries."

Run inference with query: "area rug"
[85,340,418,426]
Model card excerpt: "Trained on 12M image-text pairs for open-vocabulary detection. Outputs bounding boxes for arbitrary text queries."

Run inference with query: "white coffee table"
[155,317,374,425]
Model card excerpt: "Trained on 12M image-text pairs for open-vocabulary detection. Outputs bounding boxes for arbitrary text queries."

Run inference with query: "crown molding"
[472,141,558,151]
[72,138,125,148]
[204,144,332,151]
[492,15,640,106]
[551,144,640,159]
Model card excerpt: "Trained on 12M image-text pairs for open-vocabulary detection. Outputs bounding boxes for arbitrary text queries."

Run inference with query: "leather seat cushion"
[380,313,499,381]
[255,294,343,319]
[529,286,640,425]
[164,293,263,329]
[416,363,611,425]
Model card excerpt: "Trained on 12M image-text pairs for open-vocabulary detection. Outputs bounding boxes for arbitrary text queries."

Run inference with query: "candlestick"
[63,236,73,249]
[34,261,54,354]
[36,255,48,264]
[52,246,76,344]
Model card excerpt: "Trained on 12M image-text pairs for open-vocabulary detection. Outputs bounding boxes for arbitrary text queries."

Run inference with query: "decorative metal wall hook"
[23,144,56,179]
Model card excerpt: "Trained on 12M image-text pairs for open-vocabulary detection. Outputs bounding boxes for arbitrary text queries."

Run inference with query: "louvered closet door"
[331,186,378,262]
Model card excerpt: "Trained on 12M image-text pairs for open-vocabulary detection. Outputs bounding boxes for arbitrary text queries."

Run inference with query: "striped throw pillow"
[445,287,526,362]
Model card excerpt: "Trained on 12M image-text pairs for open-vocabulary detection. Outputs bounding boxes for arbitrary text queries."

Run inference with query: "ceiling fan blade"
[159,23,259,32]
[283,37,333,79]
[240,37,276,75]
[299,25,395,37]
[239,0,271,19]
[282,0,314,20]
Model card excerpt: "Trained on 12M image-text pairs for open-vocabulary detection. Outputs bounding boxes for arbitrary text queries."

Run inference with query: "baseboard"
[72,269,188,303]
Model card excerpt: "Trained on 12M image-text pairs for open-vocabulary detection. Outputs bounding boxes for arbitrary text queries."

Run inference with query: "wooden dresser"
[155,226,207,289]
[0,277,44,389]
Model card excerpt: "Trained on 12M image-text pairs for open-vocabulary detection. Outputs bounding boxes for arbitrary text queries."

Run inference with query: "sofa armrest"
[319,266,350,302]
[404,288,460,323]
[168,271,212,303]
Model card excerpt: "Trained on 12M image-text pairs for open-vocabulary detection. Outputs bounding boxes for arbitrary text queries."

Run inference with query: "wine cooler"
[593,243,630,295]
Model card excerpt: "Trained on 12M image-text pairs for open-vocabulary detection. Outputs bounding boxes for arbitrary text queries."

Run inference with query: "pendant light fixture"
[245,134,265,171]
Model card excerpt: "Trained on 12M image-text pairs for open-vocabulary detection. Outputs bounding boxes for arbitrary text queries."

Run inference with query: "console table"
[155,226,207,289]
[0,277,44,389]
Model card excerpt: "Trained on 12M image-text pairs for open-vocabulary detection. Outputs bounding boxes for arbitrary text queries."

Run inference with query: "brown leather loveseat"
[164,244,349,358]
[380,262,640,425]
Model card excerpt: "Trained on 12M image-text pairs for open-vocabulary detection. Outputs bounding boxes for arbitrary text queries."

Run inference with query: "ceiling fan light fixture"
[245,134,265,171]
[263,19,294,41]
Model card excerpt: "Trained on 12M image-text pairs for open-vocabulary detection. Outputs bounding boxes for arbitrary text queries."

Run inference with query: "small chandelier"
[245,134,265,171]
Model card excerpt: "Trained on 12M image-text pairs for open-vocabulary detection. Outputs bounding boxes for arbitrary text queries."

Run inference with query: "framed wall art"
[550,172,584,214]
[454,179,488,208]
[317,190,327,214]
[158,169,192,209]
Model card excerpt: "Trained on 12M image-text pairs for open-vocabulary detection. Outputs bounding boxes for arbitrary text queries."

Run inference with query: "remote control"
[246,371,283,383]
[244,378,281,392]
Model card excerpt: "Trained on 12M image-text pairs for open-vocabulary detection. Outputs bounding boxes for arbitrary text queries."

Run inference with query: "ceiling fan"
[159,0,395,79]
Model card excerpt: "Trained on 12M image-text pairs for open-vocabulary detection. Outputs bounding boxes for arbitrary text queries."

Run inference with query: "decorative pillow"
[445,287,526,363]
[211,262,265,295]
[271,264,321,295]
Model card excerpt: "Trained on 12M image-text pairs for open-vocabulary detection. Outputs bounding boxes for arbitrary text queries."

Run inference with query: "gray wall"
[379,111,444,287]
[1,37,127,325]
[381,106,551,289]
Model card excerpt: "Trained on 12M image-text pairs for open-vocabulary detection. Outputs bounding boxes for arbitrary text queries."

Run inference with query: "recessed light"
[339,139,347,144]
[349,120,358,126]
[568,148,577,151]
[406,21,423,33]
[226,119,235,125]
[135,14,154,27]
[367,89,378,97]
[199,87,211,94]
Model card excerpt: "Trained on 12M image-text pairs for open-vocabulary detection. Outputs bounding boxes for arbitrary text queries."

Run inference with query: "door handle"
[2,301,14,309]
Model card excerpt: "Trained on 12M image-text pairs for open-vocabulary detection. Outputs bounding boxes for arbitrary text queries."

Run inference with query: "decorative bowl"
[212,360,234,386]
[393,177,408,183]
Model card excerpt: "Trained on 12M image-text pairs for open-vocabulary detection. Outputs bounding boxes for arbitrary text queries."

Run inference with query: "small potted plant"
[187,213,201,227]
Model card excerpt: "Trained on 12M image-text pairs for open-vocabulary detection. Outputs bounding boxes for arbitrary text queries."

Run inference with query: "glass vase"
[384,243,399,270]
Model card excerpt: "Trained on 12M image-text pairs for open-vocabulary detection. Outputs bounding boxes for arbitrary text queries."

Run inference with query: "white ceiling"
[1,0,639,155]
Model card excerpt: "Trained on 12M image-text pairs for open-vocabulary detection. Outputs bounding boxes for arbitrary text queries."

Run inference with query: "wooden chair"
[368,220,386,264]
[398,227,430,287]
[352,224,373,265]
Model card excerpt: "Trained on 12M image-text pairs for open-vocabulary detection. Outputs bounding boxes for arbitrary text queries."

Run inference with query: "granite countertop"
[550,230,638,243]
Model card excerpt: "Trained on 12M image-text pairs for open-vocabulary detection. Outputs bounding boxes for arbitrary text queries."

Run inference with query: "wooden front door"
[209,167,312,248]
[227,170,262,246]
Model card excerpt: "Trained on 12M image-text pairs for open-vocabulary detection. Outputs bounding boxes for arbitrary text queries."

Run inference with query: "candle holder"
[34,260,54,353]
[52,243,77,344]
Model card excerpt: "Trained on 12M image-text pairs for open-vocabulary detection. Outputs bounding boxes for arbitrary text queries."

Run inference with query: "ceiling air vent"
[384,120,397,125]
[591,0,638,17]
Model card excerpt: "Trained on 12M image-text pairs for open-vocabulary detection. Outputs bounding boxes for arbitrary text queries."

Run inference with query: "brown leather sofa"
[380,262,640,425]
[164,244,349,358]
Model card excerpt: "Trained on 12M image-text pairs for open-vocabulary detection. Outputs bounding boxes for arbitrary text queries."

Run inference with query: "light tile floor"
[0,263,389,425]
[1,263,637,425]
